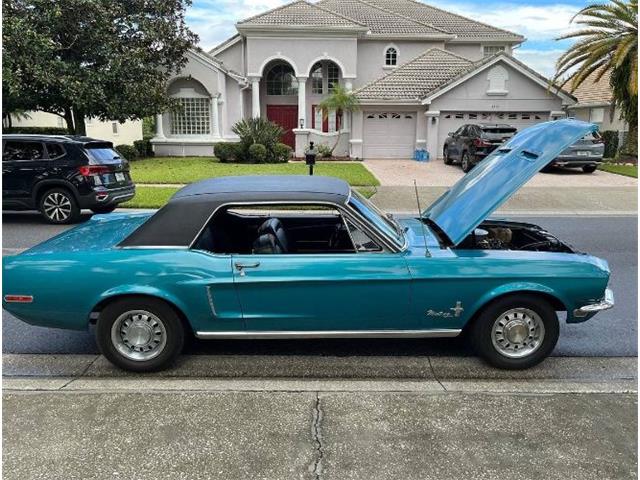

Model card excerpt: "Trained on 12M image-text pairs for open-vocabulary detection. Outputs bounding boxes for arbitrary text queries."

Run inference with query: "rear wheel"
[39,188,80,224]
[470,294,559,369]
[443,146,453,165]
[582,165,598,173]
[91,205,117,214]
[461,151,473,173]
[96,297,185,372]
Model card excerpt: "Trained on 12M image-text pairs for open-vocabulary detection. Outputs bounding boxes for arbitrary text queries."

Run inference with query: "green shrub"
[232,118,284,154]
[214,142,244,163]
[601,130,619,158]
[133,138,153,158]
[248,143,268,163]
[3,126,69,135]
[273,143,292,163]
[316,144,332,158]
[115,144,139,161]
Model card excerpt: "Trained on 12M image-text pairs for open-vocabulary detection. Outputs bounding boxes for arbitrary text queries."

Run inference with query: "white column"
[251,78,260,118]
[297,76,307,129]
[425,111,440,160]
[155,113,165,139]
[210,95,220,138]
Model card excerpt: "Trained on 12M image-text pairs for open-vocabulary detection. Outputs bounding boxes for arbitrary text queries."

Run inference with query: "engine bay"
[454,220,576,253]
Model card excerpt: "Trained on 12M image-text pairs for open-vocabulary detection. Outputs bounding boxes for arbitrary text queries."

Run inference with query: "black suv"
[443,124,517,172]
[3,135,135,224]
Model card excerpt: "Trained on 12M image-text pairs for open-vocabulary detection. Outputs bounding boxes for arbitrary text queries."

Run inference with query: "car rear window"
[481,126,517,134]
[85,147,122,165]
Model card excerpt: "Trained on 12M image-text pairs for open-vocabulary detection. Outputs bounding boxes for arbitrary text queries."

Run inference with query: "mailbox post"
[305,141,318,176]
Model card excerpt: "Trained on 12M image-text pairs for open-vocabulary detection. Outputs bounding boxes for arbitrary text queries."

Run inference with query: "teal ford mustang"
[3,120,614,371]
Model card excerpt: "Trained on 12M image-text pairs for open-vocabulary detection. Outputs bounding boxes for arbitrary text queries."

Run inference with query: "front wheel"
[96,297,185,372]
[470,294,559,369]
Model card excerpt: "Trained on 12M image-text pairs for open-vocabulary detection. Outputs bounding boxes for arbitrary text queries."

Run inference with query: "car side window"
[454,126,465,136]
[345,219,382,252]
[3,141,45,161]
[45,143,66,159]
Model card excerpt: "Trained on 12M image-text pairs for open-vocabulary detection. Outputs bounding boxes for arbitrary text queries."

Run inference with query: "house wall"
[569,105,628,132]
[215,39,244,73]
[355,40,445,88]
[11,111,143,145]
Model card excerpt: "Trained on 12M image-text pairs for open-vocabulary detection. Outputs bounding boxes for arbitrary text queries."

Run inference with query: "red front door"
[266,105,298,148]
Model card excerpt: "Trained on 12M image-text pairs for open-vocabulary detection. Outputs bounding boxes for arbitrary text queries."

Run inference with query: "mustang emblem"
[426,301,464,318]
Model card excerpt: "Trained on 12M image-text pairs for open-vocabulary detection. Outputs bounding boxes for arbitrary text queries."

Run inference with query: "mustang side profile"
[3,120,614,372]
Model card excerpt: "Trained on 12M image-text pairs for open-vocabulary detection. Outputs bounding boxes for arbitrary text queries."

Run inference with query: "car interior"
[193,205,381,254]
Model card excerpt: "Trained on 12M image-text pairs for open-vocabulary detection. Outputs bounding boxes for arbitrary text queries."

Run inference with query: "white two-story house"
[152,0,575,160]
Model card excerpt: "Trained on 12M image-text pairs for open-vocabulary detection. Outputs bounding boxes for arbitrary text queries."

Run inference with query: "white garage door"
[364,112,416,159]
[437,112,548,157]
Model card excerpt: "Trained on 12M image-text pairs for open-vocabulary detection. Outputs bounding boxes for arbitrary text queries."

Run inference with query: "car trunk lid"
[423,119,598,246]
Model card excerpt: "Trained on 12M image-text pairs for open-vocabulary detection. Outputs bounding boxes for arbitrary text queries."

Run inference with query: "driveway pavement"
[364,158,638,187]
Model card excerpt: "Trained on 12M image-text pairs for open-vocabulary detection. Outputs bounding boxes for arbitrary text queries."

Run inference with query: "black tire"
[443,146,453,165]
[38,188,81,224]
[96,296,185,372]
[469,294,559,369]
[91,205,117,214]
[582,165,598,173]
[461,151,473,173]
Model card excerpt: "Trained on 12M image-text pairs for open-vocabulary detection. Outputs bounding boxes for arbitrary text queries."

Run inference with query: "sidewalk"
[3,356,637,480]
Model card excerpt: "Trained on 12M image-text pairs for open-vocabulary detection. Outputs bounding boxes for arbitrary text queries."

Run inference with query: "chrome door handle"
[234,262,260,276]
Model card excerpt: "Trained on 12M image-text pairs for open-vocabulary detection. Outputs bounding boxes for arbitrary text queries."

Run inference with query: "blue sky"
[186,0,591,77]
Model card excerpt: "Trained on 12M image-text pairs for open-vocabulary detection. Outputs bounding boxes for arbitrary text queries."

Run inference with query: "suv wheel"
[582,165,598,173]
[461,152,473,173]
[443,146,453,165]
[470,294,559,369]
[39,188,80,224]
[91,205,117,214]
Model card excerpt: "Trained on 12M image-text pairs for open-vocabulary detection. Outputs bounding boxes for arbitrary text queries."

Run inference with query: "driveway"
[364,158,639,187]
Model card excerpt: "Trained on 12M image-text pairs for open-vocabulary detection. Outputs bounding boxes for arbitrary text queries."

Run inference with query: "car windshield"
[348,189,404,247]
[85,147,122,165]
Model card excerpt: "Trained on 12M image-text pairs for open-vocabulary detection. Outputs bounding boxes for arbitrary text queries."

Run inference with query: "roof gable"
[354,48,473,101]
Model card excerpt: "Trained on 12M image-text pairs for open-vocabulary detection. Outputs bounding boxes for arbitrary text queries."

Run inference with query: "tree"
[318,85,361,154]
[553,0,637,157]
[2,0,198,135]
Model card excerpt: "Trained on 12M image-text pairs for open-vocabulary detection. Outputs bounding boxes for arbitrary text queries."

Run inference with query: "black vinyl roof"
[120,175,352,247]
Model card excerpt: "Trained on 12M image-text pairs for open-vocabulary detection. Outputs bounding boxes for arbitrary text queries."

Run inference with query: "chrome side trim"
[573,288,614,318]
[194,329,462,339]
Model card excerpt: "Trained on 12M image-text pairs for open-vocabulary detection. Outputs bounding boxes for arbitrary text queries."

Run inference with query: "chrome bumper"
[573,289,614,318]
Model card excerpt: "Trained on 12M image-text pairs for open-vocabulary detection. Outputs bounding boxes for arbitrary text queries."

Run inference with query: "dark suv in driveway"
[543,131,605,173]
[443,124,517,172]
[2,135,135,224]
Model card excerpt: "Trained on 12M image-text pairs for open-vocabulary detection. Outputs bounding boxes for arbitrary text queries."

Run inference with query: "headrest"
[258,217,284,236]
[252,233,282,254]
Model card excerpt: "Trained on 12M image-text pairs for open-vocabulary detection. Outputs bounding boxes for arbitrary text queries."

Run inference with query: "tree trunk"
[63,107,75,134]
[73,108,87,135]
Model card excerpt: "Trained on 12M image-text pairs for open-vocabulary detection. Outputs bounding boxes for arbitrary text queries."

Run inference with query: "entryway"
[267,105,298,148]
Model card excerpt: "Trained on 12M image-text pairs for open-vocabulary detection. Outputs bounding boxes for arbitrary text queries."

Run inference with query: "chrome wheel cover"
[491,308,545,359]
[111,310,167,362]
[43,192,72,221]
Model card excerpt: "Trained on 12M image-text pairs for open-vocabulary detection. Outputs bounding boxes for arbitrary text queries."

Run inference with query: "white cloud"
[513,48,565,77]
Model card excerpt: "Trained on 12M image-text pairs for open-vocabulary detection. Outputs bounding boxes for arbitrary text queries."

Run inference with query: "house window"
[385,47,397,66]
[312,105,340,133]
[327,63,339,92]
[171,97,211,135]
[590,107,605,123]
[56,117,64,128]
[311,62,323,94]
[487,65,509,94]
[266,64,298,95]
[483,45,506,57]
[112,122,119,135]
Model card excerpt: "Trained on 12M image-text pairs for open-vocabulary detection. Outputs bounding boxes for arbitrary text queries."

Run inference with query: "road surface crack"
[427,356,447,391]
[311,392,324,480]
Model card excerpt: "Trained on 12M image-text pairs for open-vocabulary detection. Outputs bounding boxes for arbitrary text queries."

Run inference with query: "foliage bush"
[316,144,333,158]
[601,130,619,159]
[3,126,69,135]
[214,142,244,163]
[248,143,268,163]
[133,138,154,158]
[115,144,139,160]
[273,143,292,163]
[231,118,287,163]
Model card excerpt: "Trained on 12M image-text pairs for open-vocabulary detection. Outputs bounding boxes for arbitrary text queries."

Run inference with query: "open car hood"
[423,119,598,246]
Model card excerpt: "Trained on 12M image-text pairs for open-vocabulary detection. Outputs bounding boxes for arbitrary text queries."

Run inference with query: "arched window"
[385,47,397,66]
[266,64,298,95]
[311,62,323,94]
[487,65,508,95]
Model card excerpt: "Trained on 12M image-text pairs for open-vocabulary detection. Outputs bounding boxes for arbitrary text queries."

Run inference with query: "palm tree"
[318,85,360,155]
[553,0,637,157]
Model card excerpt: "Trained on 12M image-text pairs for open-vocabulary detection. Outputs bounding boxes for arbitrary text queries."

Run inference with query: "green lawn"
[122,185,376,209]
[599,163,638,178]
[129,157,379,186]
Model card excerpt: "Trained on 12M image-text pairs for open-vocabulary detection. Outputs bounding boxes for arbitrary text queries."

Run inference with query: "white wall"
[569,105,628,132]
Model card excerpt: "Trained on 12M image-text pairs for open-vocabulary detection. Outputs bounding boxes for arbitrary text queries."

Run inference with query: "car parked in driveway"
[2,134,135,224]
[443,124,517,172]
[543,131,605,173]
[3,120,614,372]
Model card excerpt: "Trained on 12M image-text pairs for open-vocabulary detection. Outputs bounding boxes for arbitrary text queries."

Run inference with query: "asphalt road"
[2,211,637,357]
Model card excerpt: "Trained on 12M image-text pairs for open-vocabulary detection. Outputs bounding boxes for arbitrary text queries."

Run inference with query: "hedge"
[3,126,69,135]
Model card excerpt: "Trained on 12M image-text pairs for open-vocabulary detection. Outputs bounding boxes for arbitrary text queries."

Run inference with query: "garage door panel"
[364,112,416,159]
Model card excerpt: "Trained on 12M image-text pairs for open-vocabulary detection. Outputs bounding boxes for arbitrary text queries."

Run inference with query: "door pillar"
[251,78,261,118]
[297,76,307,129]
[425,111,440,160]
[155,113,165,139]
[211,94,220,138]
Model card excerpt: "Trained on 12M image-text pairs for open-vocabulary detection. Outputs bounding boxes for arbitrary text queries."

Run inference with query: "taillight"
[473,138,490,147]
[78,165,109,176]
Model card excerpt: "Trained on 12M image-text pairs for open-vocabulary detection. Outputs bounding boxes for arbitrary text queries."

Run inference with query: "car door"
[2,140,48,205]
[231,210,413,333]
[449,126,465,159]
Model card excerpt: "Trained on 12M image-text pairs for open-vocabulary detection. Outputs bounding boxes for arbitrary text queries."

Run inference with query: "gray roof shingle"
[237,0,366,28]
[354,48,474,101]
